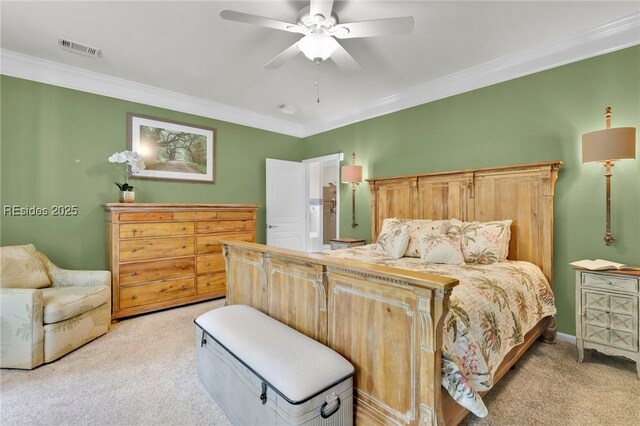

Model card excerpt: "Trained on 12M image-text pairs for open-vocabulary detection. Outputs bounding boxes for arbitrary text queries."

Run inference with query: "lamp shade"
[297,33,338,62]
[582,127,636,163]
[341,164,362,183]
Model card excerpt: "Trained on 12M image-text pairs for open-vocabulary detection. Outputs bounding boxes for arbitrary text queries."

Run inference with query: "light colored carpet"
[462,338,639,425]
[1,300,638,425]
[0,299,231,426]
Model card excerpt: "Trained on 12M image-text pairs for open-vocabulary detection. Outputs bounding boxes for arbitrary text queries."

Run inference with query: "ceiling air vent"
[58,38,102,58]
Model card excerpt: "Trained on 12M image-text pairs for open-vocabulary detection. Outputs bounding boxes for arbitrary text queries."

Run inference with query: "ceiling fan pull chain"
[316,60,321,103]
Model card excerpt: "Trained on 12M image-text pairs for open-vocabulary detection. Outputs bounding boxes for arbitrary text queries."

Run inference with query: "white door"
[266,158,306,250]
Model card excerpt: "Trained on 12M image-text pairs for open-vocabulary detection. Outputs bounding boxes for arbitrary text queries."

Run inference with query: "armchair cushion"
[43,303,110,363]
[0,244,50,289]
[41,285,110,324]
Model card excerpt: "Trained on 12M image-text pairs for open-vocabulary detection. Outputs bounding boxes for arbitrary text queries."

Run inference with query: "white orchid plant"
[108,150,145,192]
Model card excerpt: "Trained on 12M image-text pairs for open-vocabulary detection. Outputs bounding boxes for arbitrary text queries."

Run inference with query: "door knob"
[266,224,278,229]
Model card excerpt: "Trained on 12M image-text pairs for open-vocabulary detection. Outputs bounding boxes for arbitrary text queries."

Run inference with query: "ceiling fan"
[220,0,414,73]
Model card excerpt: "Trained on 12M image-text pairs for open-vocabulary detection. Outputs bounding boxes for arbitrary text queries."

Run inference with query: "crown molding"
[0,50,306,138]
[302,13,640,137]
[1,13,638,139]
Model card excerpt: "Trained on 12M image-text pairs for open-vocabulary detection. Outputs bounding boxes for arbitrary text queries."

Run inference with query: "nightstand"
[574,267,639,378]
[330,238,366,250]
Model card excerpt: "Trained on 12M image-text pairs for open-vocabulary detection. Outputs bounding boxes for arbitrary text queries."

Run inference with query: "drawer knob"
[180,285,187,291]
[182,245,186,249]
[182,266,187,270]
[206,263,210,266]
[605,310,611,315]
[607,281,613,285]
[605,326,612,331]
[131,272,137,276]
[182,227,187,231]
[132,248,137,253]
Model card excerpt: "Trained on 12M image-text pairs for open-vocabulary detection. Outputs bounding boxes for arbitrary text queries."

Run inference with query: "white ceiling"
[2,1,639,136]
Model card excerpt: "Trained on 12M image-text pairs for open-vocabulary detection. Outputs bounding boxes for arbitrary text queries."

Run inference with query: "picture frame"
[127,113,216,184]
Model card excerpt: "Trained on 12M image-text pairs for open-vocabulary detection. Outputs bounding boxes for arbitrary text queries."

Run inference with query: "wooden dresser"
[104,203,259,319]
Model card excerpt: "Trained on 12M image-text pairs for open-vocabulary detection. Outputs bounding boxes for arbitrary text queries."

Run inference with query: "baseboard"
[557,332,577,345]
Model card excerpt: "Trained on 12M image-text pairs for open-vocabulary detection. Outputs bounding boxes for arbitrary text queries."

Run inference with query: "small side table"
[330,238,366,250]
[574,267,639,379]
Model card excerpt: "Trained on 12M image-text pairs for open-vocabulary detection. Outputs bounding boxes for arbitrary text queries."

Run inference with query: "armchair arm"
[37,253,111,288]
[0,288,44,369]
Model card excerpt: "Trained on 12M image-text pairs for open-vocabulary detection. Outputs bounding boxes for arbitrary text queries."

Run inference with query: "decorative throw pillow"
[0,244,51,289]
[376,219,410,259]
[419,231,465,265]
[403,219,447,258]
[446,219,512,264]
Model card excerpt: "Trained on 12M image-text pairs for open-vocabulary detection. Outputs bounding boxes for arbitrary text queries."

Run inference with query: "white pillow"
[419,231,465,265]
[376,219,410,259]
[403,219,447,258]
[447,218,512,264]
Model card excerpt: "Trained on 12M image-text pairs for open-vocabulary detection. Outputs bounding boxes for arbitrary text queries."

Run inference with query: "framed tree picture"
[127,113,216,183]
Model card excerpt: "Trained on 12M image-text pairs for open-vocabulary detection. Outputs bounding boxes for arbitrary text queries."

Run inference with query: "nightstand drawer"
[331,242,350,250]
[582,272,638,294]
[583,324,636,352]
[330,238,366,250]
[582,290,638,351]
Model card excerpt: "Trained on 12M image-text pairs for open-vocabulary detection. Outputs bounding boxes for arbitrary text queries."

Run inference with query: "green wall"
[2,47,638,335]
[0,76,303,270]
[302,46,640,335]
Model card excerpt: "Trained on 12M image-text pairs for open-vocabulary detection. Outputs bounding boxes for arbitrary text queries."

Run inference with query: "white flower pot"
[119,191,135,203]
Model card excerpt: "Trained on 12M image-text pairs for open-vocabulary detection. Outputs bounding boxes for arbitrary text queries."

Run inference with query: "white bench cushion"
[195,305,354,403]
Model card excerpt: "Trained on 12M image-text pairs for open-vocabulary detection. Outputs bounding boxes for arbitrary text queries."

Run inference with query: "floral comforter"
[322,245,556,417]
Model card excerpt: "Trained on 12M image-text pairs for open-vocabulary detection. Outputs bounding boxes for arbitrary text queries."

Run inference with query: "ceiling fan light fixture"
[297,33,338,62]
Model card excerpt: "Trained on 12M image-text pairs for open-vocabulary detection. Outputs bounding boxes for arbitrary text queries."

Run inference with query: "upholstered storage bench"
[195,305,355,425]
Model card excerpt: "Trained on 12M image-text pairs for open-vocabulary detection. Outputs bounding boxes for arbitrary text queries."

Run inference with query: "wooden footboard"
[222,241,458,425]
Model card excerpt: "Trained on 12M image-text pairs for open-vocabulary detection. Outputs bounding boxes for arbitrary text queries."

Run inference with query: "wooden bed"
[221,161,561,425]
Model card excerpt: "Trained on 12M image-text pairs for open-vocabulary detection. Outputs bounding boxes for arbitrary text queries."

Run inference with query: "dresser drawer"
[197,254,225,274]
[173,211,218,221]
[197,273,226,295]
[119,212,172,222]
[119,257,195,286]
[217,211,253,220]
[119,277,196,309]
[197,220,253,234]
[197,232,254,254]
[119,237,195,262]
[582,272,638,294]
[119,222,194,239]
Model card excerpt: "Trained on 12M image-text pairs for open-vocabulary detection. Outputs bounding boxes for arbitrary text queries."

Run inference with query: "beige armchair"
[0,244,111,369]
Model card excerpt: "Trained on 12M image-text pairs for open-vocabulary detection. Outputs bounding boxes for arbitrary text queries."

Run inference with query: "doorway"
[265,154,341,252]
[303,153,341,252]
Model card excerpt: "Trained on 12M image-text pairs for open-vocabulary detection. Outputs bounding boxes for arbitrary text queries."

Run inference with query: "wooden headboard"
[367,161,562,283]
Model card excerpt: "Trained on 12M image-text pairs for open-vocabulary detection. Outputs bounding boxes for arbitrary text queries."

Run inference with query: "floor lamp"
[582,107,636,246]
[342,153,362,228]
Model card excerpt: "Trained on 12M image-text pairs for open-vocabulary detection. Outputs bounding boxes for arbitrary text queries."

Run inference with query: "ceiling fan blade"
[310,0,334,22]
[220,10,306,34]
[330,42,360,74]
[332,16,414,39]
[264,43,301,69]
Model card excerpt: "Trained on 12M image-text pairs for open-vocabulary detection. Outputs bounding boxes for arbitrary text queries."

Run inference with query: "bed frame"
[221,161,561,425]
